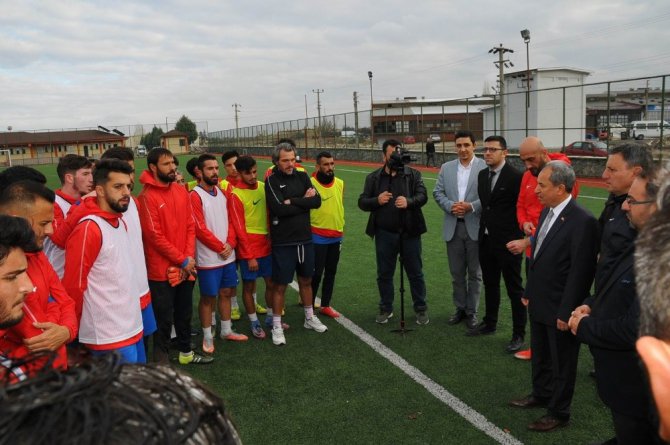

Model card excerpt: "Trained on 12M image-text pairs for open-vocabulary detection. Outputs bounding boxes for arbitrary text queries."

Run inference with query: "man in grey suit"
[433,130,488,329]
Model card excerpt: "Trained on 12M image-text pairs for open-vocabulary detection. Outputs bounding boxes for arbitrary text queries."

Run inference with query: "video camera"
[387,148,415,173]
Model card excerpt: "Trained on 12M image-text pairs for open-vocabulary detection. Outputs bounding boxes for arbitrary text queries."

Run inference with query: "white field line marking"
[288,281,522,445]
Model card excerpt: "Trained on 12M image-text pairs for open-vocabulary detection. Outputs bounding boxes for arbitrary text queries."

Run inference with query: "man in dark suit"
[467,135,526,354]
[510,161,598,432]
[570,167,665,444]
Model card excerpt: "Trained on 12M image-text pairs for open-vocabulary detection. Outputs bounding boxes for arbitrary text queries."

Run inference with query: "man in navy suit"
[510,161,598,432]
[467,135,526,355]
[570,167,665,444]
[433,130,487,329]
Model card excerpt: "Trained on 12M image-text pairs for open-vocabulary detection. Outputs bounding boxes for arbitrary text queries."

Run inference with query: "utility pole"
[353,91,360,148]
[312,89,324,147]
[232,103,241,147]
[489,44,514,136]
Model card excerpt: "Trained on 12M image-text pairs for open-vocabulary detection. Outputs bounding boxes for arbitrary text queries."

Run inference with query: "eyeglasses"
[625,196,654,206]
[482,147,506,153]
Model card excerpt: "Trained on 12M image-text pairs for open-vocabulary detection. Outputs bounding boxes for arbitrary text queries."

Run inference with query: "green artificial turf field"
[8,156,616,444]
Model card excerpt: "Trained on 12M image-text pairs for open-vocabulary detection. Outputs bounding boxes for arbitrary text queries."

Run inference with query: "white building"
[482,67,590,149]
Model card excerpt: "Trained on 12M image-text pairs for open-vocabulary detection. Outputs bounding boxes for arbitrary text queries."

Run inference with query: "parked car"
[629,120,670,140]
[135,145,147,156]
[402,135,416,145]
[429,134,441,142]
[561,141,609,157]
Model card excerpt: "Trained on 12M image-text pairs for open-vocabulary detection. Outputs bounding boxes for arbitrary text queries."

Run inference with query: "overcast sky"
[1,0,669,134]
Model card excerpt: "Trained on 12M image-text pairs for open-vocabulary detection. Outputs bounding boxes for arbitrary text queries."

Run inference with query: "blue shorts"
[89,337,145,364]
[142,303,158,336]
[239,255,272,281]
[198,263,239,296]
[271,243,315,285]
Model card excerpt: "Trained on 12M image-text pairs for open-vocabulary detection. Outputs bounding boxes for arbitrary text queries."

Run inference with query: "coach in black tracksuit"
[265,142,322,341]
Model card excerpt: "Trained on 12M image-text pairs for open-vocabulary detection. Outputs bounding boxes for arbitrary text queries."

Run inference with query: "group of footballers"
[0,138,345,374]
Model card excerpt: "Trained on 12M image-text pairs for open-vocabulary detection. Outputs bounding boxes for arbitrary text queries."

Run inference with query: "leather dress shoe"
[465,314,478,330]
[527,414,569,432]
[465,321,496,336]
[505,336,524,353]
[508,395,548,409]
[447,310,465,325]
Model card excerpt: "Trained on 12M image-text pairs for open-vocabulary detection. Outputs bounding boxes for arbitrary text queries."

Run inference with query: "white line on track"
[288,281,522,445]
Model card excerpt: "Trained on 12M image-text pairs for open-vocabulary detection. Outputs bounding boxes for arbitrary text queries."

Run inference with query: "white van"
[629,120,670,140]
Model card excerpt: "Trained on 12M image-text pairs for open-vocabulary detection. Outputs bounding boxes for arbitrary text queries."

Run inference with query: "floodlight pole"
[368,71,374,148]
[521,29,531,136]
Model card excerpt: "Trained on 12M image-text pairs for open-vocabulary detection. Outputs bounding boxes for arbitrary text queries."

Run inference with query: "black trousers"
[149,279,194,361]
[610,409,660,445]
[530,320,580,419]
[479,235,526,338]
[311,241,341,307]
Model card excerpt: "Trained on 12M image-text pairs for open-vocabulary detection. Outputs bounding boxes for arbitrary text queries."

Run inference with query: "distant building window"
[179,139,185,147]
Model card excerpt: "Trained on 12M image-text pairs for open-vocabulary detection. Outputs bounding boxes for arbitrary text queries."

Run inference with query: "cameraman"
[358,139,429,325]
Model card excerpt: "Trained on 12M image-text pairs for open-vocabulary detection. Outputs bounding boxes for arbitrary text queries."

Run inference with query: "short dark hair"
[147,147,173,168]
[186,157,199,178]
[0,215,39,266]
[382,139,401,153]
[0,354,242,445]
[609,143,653,174]
[484,135,507,150]
[101,147,134,162]
[454,130,475,144]
[316,151,333,163]
[0,167,47,196]
[0,180,55,212]
[221,150,239,164]
[234,155,256,173]
[93,159,134,187]
[56,155,93,184]
[197,154,217,172]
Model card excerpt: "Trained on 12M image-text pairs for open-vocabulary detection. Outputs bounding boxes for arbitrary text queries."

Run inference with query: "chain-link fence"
[209,73,669,161]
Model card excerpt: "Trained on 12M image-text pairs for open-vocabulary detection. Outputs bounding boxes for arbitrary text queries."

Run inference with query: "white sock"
[248,313,258,322]
[231,296,239,309]
[304,305,314,320]
[273,315,282,329]
[253,292,258,305]
[266,308,273,317]
[202,326,212,340]
[170,324,176,339]
[221,319,232,336]
[179,351,193,358]
[211,312,216,327]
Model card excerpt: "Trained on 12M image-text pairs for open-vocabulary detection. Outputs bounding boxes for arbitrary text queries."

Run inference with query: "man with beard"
[138,148,211,365]
[43,155,93,278]
[310,151,345,318]
[61,160,144,363]
[0,179,78,371]
[433,130,487,331]
[190,154,244,354]
[0,215,37,381]
[266,142,325,346]
[506,136,579,359]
